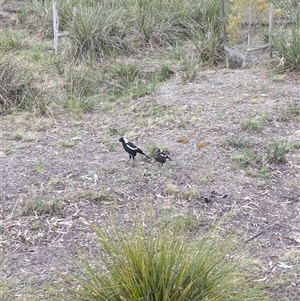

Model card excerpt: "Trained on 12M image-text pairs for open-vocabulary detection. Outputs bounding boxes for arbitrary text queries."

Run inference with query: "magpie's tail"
[143,153,151,159]
[137,148,151,159]
[142,152,151,159]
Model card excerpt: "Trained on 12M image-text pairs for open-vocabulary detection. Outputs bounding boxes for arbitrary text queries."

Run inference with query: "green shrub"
[0,29,27,52]
[68,4,127,60]
[184,0,223,65]
[272,13,300,72]
[266,141,291,164]
[19,1,53,38]
[231,149,263,168]
[109,63,154,98]
[0,61,35,114]
[65,218,267,301]
[65,65,103,98]
[20,198,64,216]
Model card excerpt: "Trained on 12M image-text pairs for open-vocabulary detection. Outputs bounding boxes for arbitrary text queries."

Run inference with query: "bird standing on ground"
[154,149,172,166]
[119,137,151,165]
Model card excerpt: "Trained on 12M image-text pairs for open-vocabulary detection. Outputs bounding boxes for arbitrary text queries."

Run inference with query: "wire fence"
[217,0,299,66]
[23,0,298,67]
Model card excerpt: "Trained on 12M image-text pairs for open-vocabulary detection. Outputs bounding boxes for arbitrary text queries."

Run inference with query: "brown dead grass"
[1,65,300,300]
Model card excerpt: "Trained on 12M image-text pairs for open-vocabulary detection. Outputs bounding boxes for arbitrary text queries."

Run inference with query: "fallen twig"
[244,229,268,243]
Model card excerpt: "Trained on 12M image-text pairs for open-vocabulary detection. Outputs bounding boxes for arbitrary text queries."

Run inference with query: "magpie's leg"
[132,156,135,167]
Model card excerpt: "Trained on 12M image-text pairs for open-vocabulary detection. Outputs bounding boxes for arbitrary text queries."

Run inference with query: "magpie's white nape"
[119,137,151,166]
[154,149,172,166]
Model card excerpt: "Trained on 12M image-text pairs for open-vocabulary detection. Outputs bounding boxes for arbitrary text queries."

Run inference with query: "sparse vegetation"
[20,198,64,216]
[240,115,264,132]
[162,183,178,197]
[228,135,300,179]
[77,190,115,202]
[1,1,300,301]
[59,140,75,148]
[231,149,263,169]
[181,57,203,83]
[286,102,300,117]
[225,134,252,149]
[12,131,23,141]
[266,140,290,164]
[180,186,199,200]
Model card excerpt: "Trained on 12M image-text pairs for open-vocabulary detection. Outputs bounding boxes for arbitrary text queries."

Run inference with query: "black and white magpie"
[154,149,172,166]
[119,137,151,165]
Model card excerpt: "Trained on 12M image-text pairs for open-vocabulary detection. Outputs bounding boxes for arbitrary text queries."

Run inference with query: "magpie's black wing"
[162,152,172,161]
[126,141,138,151]
[160,150,172,161]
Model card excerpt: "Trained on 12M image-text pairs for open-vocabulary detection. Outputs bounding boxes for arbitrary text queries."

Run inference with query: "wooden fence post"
[221,0,229,68]
[53,2,59,54]
[72,7,77,26]
[269,3,274,58]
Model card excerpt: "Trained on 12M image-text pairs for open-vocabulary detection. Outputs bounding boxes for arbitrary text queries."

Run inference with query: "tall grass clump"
[0,61,35,114]
[109,62,154,98]
[65,218,267,301]
[19,0,80,38]
[272,13,300,72]
[67,0,191,59]
[191,0,224,65]
[68,3,127,60]
[62,65,105,114]
[0,29,27,52]
[19,0,53,38]
[127,0,188,47]
[65,65,103,98]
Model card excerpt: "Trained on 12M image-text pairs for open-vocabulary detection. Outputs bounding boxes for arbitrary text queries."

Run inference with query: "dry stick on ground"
[244,228,269,243]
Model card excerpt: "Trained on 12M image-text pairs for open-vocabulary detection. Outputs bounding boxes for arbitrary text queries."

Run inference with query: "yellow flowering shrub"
[227,0,283,44]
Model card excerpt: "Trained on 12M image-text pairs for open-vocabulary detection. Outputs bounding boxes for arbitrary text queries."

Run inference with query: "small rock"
[0,151,7,158]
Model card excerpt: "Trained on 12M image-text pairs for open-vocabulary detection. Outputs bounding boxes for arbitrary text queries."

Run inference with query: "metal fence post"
[269,3,274,58]
[221,0,229,68]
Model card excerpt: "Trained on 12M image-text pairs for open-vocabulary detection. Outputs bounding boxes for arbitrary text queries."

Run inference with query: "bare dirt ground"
[1,65,300,300]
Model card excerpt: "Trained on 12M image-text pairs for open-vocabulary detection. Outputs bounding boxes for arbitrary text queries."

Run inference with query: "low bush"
[64,218,267,301]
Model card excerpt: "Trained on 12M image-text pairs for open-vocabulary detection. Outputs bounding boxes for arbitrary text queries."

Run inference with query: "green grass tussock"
[272,13,300,72]
[64,218,267,301]
[0,29,28,52]
[0,60,35,114]
[69,5,127,60]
